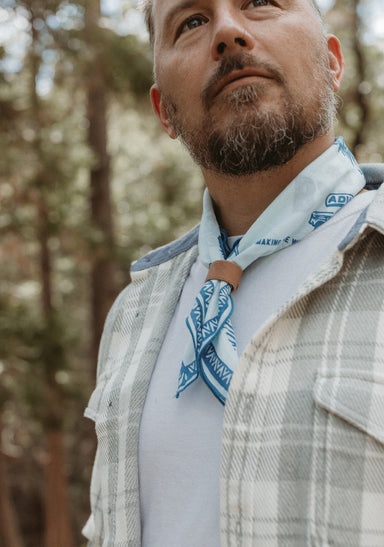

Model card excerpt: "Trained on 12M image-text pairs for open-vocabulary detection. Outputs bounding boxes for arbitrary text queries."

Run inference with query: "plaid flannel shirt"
[85,165,384,546]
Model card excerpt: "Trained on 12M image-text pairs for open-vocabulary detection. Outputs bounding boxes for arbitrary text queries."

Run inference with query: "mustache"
[201,52,286,110]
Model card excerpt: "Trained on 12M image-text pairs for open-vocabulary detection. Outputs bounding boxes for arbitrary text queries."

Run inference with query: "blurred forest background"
[0,0,383,545]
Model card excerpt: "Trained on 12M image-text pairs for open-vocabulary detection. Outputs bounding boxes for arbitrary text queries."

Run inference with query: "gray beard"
[165,77,336,176]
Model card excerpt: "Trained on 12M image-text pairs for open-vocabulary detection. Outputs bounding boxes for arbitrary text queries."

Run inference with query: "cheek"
[275,31,328,92]
[158,57,204,109]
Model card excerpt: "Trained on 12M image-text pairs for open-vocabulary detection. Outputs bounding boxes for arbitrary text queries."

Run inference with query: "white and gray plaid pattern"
[85,184,384,546]
[85,245,199,546]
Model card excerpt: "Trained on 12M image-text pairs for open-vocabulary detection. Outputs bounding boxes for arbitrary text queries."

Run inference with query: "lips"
[201,55,285,111]
[213,69,273,98]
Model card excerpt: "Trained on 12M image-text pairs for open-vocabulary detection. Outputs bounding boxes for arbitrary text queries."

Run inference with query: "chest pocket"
[311,370,384,546]
[314,370,384,445]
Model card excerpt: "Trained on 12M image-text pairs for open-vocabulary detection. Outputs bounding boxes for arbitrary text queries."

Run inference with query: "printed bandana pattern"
[176,137,365,404]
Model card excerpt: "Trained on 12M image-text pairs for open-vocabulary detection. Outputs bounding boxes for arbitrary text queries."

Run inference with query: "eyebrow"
[163,0,200,31]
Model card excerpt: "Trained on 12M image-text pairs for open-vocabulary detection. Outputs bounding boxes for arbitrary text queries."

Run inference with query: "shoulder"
[95,226,199,379]
[131,224,199,272]
[103,225,200,345]
[338,164,384,252]
[361,163,384,190]
[359,163,384,230]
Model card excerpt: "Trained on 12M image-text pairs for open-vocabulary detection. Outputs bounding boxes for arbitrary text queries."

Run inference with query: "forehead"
[152,0,198,31]
[151,0,314,38]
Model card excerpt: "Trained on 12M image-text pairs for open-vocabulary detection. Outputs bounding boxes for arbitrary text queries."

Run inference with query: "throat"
[207,170,292,236]
[203,132,336,236]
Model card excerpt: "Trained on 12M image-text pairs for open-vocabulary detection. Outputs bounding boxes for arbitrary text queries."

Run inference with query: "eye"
[177,14,208,37]
[245,0,270,8]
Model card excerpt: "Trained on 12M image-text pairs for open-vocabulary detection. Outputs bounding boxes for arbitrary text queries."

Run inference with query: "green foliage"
[100,29,154,98]
[109,104,203,269]
[326,0,384,161]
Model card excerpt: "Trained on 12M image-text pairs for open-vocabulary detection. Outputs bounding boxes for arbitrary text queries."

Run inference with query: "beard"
[161,52,337,176]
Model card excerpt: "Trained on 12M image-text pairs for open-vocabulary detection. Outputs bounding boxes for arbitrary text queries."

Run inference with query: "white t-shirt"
[139,191,375,547]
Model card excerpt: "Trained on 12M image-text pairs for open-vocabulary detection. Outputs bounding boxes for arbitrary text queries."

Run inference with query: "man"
[83,0,384,545]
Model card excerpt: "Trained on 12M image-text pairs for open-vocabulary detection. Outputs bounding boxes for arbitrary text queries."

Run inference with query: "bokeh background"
[0,0,383,545]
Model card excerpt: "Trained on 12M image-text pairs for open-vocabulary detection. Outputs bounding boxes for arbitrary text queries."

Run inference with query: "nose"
[211,13,255,60]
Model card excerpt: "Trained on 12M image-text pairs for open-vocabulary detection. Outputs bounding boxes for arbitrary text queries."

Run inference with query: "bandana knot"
[205,260,243,291]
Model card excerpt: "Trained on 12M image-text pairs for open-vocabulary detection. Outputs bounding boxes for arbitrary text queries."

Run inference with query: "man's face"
[150,0,344,175]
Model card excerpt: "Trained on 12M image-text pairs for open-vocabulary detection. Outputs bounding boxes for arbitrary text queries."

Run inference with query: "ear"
[150,84,177,139]
[326,35,345,92]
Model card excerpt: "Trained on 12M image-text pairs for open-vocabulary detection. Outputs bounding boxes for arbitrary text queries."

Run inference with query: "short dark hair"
[139,0,155,48]
[139,0,322,50]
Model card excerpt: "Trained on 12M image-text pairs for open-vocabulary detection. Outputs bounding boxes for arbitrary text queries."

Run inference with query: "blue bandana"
[177,137,365,404]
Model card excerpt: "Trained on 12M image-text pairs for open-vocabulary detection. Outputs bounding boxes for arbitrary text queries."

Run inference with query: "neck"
[202,132,335,236]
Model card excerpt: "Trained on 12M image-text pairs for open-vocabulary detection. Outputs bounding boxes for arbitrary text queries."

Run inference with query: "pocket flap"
[314,370,384,445]
[84,369,111,422]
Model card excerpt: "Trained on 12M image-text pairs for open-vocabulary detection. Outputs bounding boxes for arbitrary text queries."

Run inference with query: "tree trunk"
[0,416,24,547]
[350,0,370,154]
[85,0,117,376]
[29,12,75,546]
[37,199,75,547]
[44,430,75,547]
